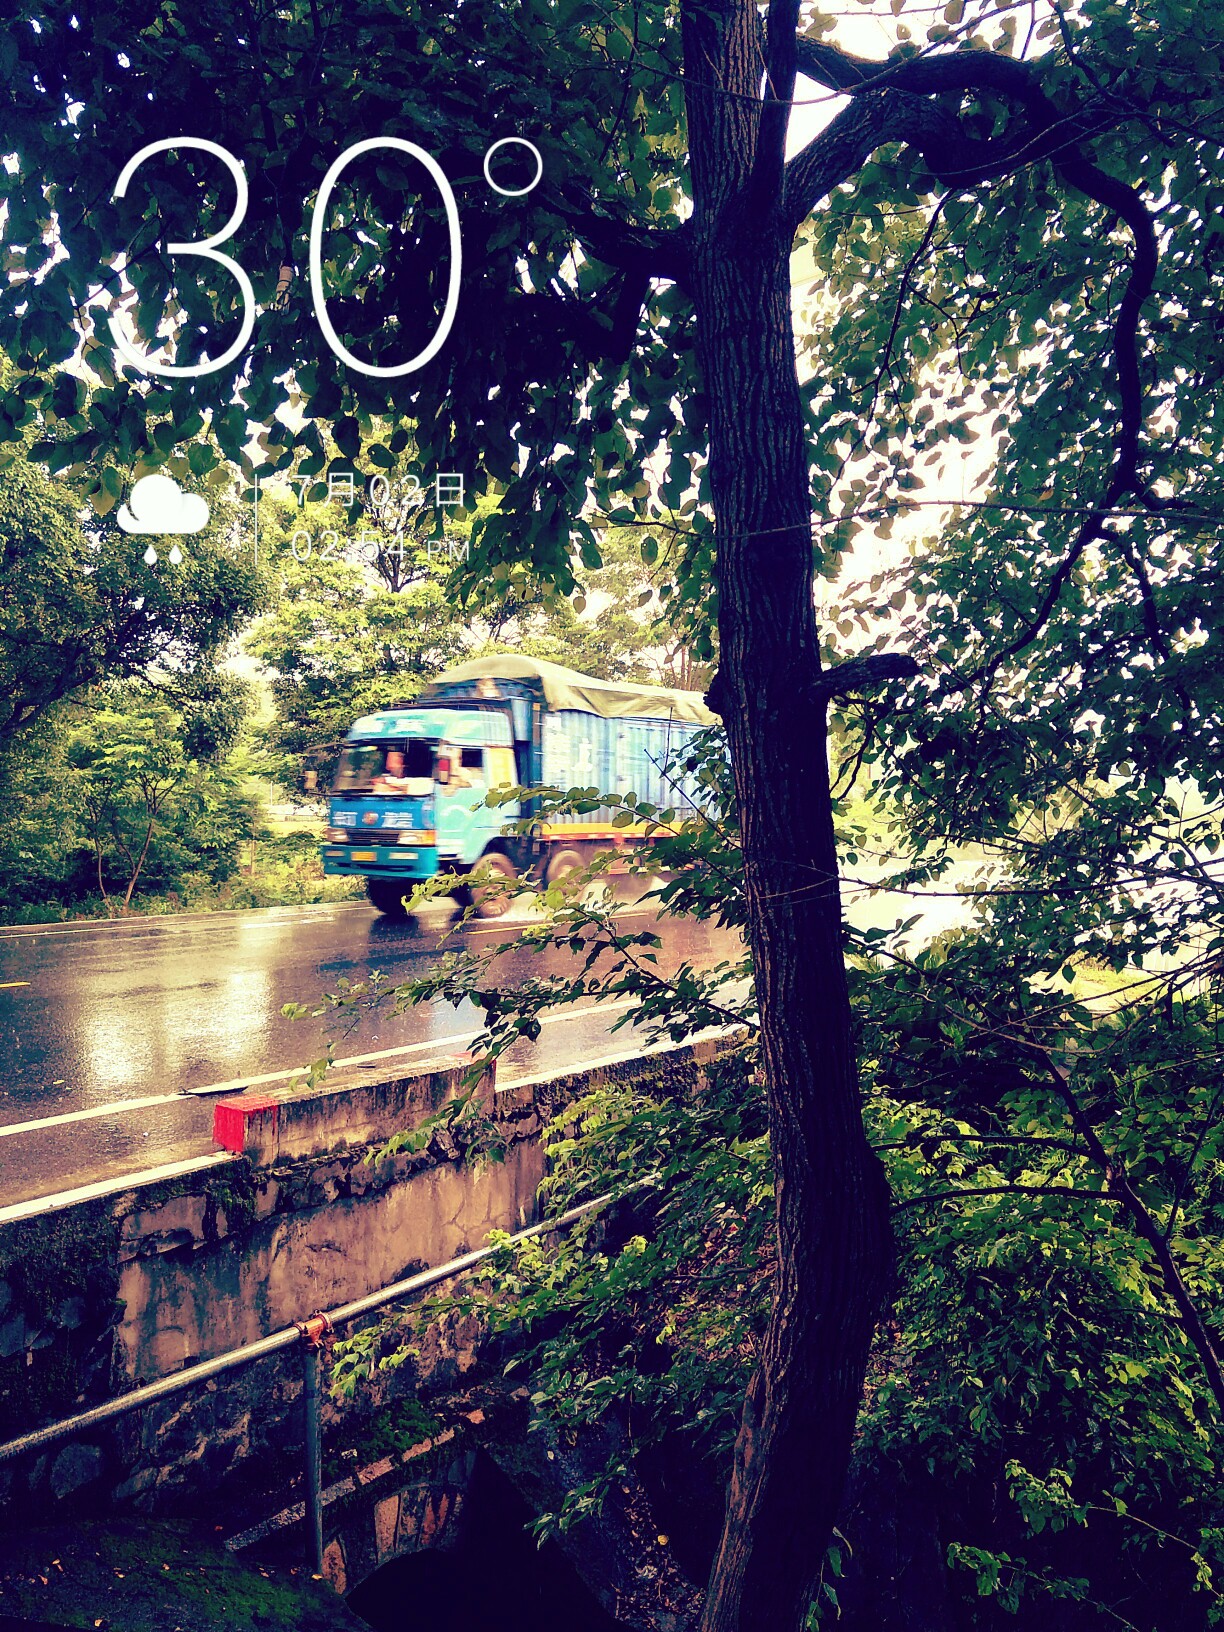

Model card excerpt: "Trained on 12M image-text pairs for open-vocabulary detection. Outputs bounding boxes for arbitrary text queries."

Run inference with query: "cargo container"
[320,655,717,917]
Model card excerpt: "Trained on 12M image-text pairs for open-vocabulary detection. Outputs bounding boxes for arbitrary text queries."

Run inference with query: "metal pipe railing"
[0,1188,620,1572]
[302,1333,327,1574]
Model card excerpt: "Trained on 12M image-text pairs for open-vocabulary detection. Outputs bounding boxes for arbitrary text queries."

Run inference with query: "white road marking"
[0,998,641,1139]
[0,1091,187,1139]
[0,901,371,943]
[0,898,661,945]
[0,1152,236,1227]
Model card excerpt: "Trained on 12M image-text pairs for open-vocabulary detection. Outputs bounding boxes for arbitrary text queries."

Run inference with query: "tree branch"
[895,1183,1119,1210]
[874,1132,1090,1158]
[785,65,1114,223]
[813,651,921,700]
[1025,1037,1224,1419]
[831,190,952,483]
[752,0,802,210]
[706,653,918,719]
[796,37,1056,115]
[551,199,688,284]
[785,39,1167,684]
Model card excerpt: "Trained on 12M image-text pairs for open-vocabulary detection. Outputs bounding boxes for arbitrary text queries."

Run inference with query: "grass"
[0,1517,366,1631]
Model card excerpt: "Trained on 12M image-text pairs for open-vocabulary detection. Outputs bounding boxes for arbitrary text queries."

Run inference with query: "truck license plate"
[350,850,376,861]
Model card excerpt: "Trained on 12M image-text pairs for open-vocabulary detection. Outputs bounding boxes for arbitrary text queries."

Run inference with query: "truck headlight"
[326,826,346,842]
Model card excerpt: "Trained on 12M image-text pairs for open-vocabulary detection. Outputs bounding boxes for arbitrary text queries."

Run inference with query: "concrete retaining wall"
[0,1034,737,1524]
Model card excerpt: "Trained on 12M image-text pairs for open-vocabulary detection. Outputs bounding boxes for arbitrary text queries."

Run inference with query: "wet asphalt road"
[0,854,975,1212]
[0,896,745,1209]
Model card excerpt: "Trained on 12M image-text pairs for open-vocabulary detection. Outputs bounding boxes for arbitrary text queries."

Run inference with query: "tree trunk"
[85,800,112,916]
[121,814,157,911]
[683,5,893,1629]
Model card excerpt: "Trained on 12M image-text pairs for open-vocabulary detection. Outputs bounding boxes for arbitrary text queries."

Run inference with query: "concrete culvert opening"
[346,1455,625,1632]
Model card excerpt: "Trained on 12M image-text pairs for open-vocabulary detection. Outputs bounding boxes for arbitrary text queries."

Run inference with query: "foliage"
[0,0,707,629]
[0,687,273,920]
[0,454,262,748]
[244,487,467,785]
[0,451,267,917]
[0,708,87,918]
[63,687,258,912]
[245,488,705,788]
[469,524,714,691]
[321,1397,443,1483]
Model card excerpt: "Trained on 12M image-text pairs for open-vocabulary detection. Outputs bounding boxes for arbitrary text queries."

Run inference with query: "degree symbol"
[483,138,543,199]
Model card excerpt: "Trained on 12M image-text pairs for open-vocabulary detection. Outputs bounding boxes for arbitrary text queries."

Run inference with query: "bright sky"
[787,5,1048,619]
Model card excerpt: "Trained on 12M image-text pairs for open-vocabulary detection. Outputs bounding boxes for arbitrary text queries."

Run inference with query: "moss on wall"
[322,1397,444,1485]
[205,1161,262,1237]
[0,1199,122,1440]
[0,1197,119,1303]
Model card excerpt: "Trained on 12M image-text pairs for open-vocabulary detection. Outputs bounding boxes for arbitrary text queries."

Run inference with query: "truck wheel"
[465,852,519,919]
[545,847,586,888]
[366,878,408,918]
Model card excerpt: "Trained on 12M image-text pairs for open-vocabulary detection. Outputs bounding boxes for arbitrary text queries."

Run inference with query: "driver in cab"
[370,748,415,796]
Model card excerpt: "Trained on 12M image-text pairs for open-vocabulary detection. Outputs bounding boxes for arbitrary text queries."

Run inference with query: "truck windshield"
[332,739,434,792]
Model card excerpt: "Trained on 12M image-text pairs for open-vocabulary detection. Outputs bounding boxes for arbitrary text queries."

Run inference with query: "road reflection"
[0,900,743,1129]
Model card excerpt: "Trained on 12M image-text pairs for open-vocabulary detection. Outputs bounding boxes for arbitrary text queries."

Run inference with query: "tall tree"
[0,455,261,748]
[247,490,699,785]
[3,3,1222,1626]
[469,524,709,686]
[245,551,467,783]
[68,690,217,912]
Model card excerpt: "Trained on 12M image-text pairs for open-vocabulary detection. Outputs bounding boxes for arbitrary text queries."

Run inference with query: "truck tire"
[545,847,586,888]
[464,851,519,919]
[366,878,408,918]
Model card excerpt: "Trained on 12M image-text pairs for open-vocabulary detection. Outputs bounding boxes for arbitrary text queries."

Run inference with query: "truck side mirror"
[303,769,318,792]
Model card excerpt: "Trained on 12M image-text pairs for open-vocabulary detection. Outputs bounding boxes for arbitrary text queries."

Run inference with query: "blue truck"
[321,655,717,917]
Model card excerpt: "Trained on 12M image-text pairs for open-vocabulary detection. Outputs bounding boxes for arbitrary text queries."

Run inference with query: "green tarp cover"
[422,655,718,726]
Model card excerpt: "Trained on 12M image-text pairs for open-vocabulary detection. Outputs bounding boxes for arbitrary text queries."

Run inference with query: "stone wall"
[0,1034,738,1527]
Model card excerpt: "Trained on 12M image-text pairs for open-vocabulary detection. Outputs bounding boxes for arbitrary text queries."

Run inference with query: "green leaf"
[333,417,361,460]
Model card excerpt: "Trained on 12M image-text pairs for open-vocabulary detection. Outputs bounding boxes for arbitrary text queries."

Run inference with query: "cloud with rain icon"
[117,475,210,566]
